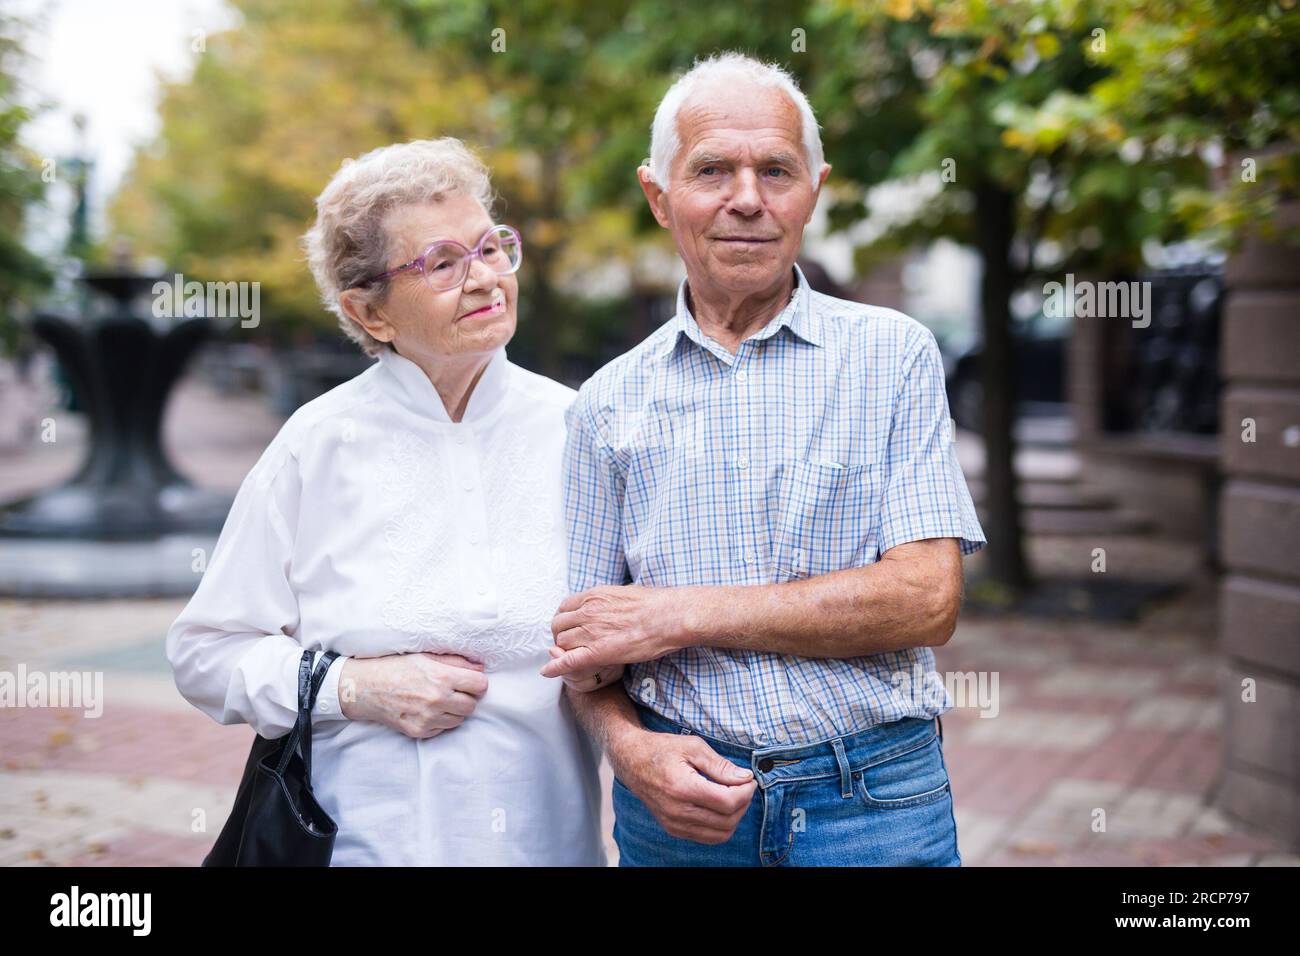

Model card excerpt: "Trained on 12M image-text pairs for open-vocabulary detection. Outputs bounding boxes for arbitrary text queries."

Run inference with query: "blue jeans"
[613,704,961,866]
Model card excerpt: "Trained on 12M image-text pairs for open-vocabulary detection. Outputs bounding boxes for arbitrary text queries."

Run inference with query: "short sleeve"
[165,438,349,738]
[562,393,631,591]
[878,328,987,556]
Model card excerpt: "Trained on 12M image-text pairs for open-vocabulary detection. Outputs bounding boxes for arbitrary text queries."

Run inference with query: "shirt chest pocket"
[770,459,884,581]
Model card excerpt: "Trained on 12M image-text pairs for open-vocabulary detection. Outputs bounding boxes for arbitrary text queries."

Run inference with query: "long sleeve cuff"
[310,652,350,722]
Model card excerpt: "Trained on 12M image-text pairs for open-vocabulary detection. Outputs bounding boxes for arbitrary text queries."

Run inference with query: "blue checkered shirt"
[563,265,986,747]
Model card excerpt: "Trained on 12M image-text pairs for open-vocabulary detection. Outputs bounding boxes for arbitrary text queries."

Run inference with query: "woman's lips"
[459,299,504,320]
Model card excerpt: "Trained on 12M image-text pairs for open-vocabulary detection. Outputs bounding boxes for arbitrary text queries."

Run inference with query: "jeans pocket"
[855,733,952,810]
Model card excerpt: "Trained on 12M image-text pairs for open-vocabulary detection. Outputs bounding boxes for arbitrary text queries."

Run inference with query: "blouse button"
[477,584,487,595]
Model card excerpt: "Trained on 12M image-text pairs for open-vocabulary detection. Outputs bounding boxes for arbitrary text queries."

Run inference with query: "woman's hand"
[545,645,623,693]
[340,653,488,739]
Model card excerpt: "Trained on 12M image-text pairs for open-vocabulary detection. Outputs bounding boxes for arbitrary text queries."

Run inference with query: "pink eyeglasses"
[348,224,522,292]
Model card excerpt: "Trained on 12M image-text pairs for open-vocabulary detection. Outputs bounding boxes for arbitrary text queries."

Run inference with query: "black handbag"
[203,649,341,866]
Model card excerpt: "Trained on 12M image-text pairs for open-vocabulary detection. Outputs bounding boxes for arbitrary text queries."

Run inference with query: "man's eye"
[699,166,719,176]
[766,167,788,177]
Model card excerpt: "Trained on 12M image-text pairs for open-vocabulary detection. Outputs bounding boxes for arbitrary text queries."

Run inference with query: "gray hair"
[302,138,495,356]
[647,52,824,188]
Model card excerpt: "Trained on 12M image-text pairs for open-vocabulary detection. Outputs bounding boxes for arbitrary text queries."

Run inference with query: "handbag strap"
[301,650,339,780]
[276,650,340,779]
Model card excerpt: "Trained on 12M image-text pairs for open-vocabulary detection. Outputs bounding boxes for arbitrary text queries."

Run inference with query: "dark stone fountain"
[0,271,233,596]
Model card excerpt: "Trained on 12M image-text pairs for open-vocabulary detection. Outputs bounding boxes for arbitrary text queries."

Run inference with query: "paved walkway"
[938,584,1296,865]
[0,374,1295,866]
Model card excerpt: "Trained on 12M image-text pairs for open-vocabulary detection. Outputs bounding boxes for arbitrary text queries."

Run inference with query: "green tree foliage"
[997,0,1300,247]
[0,15,52,354]
[110,0,494,342]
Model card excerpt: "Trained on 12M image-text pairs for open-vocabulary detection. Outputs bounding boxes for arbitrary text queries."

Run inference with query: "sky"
[10,0,238,255]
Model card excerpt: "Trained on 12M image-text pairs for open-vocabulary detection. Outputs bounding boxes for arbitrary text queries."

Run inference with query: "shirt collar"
[661,263,823,360]
[377,345,511,424]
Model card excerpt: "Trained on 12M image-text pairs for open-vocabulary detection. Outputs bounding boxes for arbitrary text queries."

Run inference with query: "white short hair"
[302,138,495,356]
[647,52,824,188]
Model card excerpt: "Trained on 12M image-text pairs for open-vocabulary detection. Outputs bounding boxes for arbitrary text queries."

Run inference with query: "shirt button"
[477,584,487,595]
[734,370,748,384]
[743,553,754,565]
[463,482,474,492]
[455,434,466,445]
[469,532,480,544]
[736,456,749,470]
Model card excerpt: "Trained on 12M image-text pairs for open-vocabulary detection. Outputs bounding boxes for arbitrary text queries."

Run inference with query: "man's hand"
[340,653,488,739]
[615,730,757,845]
[541,585,693,679]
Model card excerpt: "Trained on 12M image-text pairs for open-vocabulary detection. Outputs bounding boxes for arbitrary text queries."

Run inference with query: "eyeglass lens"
[423,226,521,290]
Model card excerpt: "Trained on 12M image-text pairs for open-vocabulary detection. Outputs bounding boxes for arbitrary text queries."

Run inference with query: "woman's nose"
[462,256,499,293]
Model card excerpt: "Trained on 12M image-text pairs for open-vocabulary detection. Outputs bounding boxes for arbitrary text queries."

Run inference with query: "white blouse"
[166,346,606,866]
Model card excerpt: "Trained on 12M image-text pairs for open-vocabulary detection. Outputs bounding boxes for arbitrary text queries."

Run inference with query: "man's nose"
[727,169,764,217]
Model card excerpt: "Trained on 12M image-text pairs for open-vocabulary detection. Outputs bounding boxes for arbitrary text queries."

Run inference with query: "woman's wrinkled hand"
[545,645,624,693]
[340,653,488,739]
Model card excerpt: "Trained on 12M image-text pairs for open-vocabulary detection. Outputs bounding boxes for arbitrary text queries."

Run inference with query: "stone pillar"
[1215,200,1300,848]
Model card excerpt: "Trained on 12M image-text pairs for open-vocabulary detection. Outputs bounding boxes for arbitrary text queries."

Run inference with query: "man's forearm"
[680,539,962,659]
[564,682,648,780]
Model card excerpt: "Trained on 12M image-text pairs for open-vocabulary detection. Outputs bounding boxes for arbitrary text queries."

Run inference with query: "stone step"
[1012,507,1157,537]
[968,480,1118,511]
[954,432,1082,485]
[1014,413,1076,448]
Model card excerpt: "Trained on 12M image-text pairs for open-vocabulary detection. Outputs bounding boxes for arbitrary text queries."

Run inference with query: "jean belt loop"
[831,737,852,799]
[937,715,944,743]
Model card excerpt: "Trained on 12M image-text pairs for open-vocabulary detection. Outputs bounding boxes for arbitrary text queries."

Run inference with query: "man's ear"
[637,165,672,229]
[807,162,832,223]
[339,288,396,346]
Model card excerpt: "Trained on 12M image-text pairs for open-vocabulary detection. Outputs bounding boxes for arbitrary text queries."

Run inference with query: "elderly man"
[544,53,986,866]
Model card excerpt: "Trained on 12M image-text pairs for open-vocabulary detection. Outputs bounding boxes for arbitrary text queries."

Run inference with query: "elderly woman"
[166,138,608,866]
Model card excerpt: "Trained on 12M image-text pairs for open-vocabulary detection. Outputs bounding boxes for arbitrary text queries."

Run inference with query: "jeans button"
[757,757,775,773]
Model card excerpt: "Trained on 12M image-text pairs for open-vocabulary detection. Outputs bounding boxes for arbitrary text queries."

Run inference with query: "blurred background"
[1,0,1297,866]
